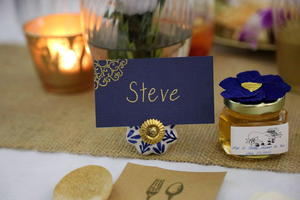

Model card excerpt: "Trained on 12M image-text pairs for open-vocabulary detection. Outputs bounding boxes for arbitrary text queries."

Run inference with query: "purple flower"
[219,71,291,104]
[238,8,273,49]
[259,9,273,28]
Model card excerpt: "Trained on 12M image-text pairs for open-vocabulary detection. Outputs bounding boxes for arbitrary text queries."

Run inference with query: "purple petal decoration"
[259,9,273,28]
[239,29,259,49]
[238,8,273,49]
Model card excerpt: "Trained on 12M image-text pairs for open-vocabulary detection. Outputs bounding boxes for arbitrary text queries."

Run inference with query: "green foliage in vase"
[104,0,166,59]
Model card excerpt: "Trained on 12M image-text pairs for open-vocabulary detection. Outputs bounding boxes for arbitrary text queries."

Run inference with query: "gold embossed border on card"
[94,59,128,90]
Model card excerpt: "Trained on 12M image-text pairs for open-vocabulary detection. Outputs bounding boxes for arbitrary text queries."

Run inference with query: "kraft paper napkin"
[109,163,226,200]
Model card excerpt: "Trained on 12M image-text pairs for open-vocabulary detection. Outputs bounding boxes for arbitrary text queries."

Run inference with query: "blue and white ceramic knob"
[126,119,178,155]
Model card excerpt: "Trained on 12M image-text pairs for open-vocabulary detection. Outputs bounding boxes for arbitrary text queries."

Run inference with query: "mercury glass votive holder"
[24,13,93,93]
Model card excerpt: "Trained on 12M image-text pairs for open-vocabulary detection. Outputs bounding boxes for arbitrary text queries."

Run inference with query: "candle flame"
[60,49,77,71]
[47,40,78,73]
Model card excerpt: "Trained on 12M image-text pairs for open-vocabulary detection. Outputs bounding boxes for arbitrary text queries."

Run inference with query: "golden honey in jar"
[219,97,288,159]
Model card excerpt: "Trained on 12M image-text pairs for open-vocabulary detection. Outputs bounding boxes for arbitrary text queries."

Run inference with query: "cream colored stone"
[53,165,113,200]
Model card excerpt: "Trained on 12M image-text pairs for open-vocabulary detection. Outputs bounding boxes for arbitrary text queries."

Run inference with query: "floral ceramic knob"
[126,119,178,155]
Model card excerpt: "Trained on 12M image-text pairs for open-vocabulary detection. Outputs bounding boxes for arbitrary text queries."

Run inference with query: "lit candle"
[24,13,93,93]
[47,40,79,73]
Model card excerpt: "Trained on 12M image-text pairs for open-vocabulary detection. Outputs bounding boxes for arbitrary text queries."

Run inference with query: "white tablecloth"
[1,149,300,200]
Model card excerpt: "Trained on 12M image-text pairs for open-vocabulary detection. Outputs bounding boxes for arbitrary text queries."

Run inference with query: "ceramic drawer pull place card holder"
[94,57,214,155]
[126,119,178,155]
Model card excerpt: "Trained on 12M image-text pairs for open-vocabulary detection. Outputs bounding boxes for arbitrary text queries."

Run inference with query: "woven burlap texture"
[0,45,299,173]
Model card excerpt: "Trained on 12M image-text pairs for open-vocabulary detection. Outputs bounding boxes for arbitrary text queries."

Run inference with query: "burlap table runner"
[0,45,299,173]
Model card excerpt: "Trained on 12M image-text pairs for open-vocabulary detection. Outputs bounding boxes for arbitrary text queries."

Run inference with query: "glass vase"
[80,0,195,59]
[273,0,300,94]
[189,0,214,56]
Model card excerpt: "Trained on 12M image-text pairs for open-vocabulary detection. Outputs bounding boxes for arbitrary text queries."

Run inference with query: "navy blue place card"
[94,56,214,127]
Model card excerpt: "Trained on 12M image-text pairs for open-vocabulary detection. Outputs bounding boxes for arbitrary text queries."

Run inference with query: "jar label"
[230,123,289,155]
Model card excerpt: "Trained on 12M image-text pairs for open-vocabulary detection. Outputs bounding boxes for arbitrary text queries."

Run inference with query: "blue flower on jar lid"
[219,71,291,104]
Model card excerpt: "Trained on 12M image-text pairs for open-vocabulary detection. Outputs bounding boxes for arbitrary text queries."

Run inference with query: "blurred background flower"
[238,9,273,49]
[215,0,275,50]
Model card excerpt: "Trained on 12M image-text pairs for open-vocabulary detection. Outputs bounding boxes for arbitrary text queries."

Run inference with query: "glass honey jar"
[219,97,289,159]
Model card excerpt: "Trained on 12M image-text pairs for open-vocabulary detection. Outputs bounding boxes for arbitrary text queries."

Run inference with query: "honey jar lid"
[224,97,285,115]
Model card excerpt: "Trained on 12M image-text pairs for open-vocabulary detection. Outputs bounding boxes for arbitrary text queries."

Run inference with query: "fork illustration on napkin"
[146,179,165,200]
